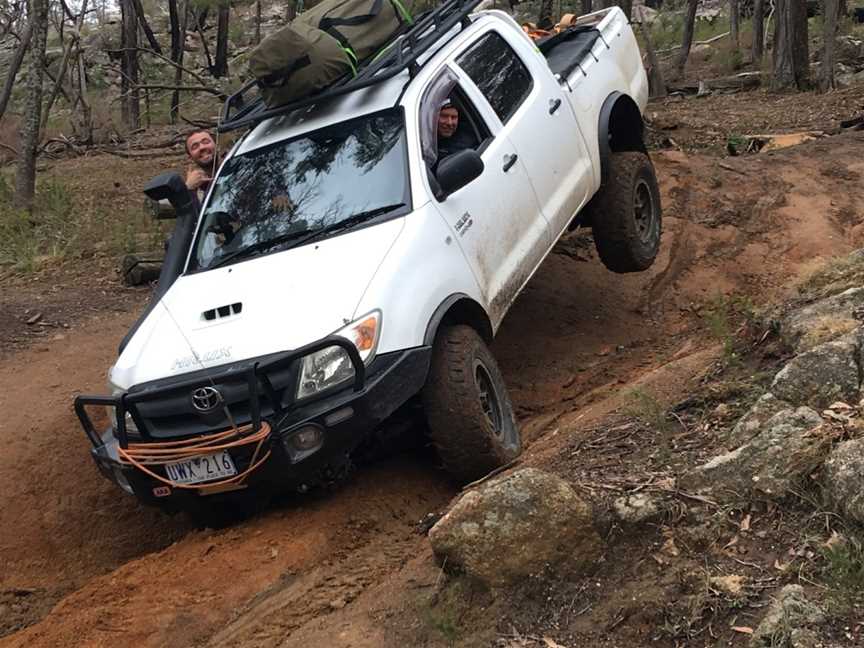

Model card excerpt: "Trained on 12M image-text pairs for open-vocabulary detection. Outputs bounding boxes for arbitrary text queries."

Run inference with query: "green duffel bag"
[298,0,412,62]
[249,20,353,108]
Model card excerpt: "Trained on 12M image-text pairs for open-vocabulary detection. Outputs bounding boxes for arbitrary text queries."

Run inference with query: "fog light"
[282,424,325,461]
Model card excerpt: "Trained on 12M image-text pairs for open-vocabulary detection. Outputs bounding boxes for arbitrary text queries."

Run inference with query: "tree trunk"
[73,46,93,142]
[618,0,633,20]
[674,0,698,79]
[820,0,839,91]
[120,0,140,129]
[195,9,214,72]
[537,0,554,29]
[729,0,739,50]
[752,0,764,62]
[129,0,163,54]
[638,6,666,96]
[580,0,592,14]
[771,0,808,90]
[168,0,185,123]
[212,2,229,77]
[0,21,31,122]
[255,0,261,43]
[41,0,87,134]
[14,0,48,211]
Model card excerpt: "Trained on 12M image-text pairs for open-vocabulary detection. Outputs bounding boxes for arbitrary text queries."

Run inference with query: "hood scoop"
[202,302,243,321]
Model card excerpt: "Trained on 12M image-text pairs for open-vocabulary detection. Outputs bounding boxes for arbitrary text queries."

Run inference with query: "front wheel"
[422,325,521,484]
[590,151,662,273]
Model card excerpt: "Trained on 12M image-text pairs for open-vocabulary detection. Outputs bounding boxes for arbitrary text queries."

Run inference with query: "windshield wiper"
[204,203,406,271]
[286,203,406,250]
[207,228,313,270]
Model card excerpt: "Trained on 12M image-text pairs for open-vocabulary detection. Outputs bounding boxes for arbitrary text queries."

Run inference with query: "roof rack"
[218,0,483,133]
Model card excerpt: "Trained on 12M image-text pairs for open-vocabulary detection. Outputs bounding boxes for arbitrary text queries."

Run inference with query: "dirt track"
[3,131,864,646]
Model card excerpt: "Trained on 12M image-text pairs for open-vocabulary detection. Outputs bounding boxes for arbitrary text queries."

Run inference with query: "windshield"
[190,108,411,271]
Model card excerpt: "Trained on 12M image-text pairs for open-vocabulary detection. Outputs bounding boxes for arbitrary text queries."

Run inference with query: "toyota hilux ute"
[74,0,662,523]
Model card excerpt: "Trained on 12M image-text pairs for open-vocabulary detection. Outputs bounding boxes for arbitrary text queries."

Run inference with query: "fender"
[423,294,494,346]
[597,92,645,186]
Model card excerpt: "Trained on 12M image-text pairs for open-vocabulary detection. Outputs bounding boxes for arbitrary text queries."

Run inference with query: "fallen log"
[668,71,761,95]
[657,31,730,55]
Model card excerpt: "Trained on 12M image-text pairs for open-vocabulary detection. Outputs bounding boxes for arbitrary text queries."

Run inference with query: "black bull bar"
[74,336,366,450]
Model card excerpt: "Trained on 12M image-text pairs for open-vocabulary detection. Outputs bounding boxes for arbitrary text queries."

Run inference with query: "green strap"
[341,47,358,75]
[390,0,413,24]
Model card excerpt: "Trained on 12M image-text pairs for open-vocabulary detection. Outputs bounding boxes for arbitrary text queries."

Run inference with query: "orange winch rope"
[117,421,273,490]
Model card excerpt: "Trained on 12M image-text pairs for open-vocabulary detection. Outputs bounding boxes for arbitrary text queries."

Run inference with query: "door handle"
[503,153,518,172]
[549,98,562,114]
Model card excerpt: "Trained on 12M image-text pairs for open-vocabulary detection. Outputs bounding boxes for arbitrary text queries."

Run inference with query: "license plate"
[164,451,237,485]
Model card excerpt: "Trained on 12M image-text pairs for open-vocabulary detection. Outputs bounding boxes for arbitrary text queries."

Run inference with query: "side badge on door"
[455,212,474,237]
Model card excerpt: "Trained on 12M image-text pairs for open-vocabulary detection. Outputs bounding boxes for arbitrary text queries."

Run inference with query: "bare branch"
[110,47,210,87]
[0,142,19,158]
[131,84,228,100]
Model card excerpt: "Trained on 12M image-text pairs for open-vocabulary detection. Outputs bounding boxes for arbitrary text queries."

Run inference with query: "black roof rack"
[218,0,483,133]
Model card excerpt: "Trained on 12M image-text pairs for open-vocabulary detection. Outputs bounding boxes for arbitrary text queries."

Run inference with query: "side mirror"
[436,149,484,200]
[144,198,177,220]
[143,172,195,213]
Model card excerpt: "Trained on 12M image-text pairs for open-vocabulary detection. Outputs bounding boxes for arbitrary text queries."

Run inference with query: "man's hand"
[186,167,211,191]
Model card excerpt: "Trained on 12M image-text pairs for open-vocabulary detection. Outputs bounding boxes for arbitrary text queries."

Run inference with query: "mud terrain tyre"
[591,151,662,273]
[422,325,521,483]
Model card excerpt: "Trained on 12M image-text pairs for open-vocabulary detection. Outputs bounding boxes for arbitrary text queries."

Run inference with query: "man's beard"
[195,153,219,174]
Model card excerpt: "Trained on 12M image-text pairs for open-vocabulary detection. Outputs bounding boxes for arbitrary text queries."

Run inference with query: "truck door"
[425,79,550,326]
[455,28,593,241]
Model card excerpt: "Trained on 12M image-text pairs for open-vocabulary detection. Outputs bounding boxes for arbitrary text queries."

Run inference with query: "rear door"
[455,28,594,241]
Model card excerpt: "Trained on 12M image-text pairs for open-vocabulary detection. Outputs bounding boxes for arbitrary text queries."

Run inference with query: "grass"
[623,387,671,433]
[819,533,864,610]
[0,174,167,272]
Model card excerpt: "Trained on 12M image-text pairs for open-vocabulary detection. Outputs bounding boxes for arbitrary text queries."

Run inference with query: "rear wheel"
[591,151,662,273]
[422,325,521,483]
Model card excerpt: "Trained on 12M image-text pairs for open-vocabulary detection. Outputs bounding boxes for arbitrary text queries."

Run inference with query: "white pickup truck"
[75,0,660,521]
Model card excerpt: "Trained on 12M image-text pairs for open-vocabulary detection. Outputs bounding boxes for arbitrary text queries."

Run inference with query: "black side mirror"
[143,172,196,213]
[436,150,484,200]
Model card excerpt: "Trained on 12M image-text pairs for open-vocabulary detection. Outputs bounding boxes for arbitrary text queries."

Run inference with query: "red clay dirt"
[2,128,864,646]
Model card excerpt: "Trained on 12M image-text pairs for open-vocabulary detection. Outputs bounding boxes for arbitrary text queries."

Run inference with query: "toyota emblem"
[191,386,222,412]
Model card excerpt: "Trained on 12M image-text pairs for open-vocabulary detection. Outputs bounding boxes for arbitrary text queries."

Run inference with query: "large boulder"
[683,407,828,501]
[728,393,792,448]
[428,468,601,587]
[770,331,861,410]
[823,438,864,524]
[782,287,864,353]
[750,585,825,647]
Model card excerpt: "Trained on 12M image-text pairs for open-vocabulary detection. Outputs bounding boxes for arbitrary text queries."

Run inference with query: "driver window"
[422,84,491,182]
[436,87,491,161]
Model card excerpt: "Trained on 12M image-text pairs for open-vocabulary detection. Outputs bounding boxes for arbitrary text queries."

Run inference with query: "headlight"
[107,378,139,434]
[296,311,381,400]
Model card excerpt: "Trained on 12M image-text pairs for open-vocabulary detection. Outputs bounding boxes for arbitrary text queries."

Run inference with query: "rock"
[823,438,864,524]
[612,493,662,524]
[710,574,745,597]
[684,407,828,501]
[770,331,861,410]
[836,35,864,63]
[428,468,601,587]
[728,393,792,447]
[750,585,825,647]
[782,287,864,352]
[837,68,864,87]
